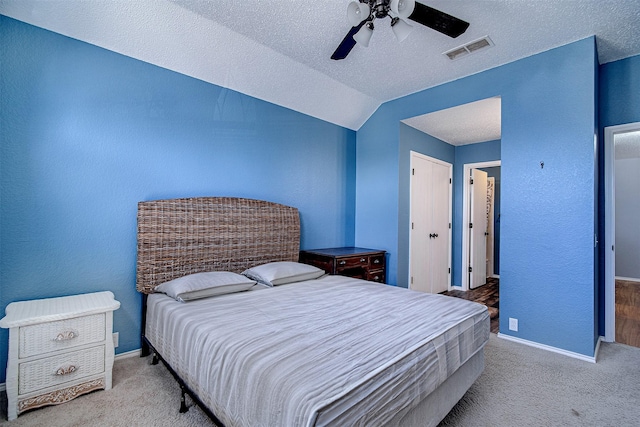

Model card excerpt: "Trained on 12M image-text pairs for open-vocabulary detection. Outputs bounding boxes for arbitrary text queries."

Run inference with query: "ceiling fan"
[331,0,470,60]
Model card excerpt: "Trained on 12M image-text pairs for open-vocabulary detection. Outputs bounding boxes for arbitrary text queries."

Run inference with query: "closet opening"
[604,122,640,347]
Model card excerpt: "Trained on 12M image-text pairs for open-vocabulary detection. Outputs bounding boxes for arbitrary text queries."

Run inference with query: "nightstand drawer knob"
[373,259,380,264]
[339,260,346,265]
[54,365,78,376]
[360,258,366,263]
[53,330,78,341]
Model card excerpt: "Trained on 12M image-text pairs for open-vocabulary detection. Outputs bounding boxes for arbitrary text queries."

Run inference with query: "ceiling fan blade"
[408,2,469,38]
[331,21,365,60]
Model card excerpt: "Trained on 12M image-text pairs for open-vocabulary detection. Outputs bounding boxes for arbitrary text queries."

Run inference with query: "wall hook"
[540,161,544,169]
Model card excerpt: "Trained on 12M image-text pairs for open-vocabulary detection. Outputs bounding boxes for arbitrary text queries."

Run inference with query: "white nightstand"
[0,291,120,420]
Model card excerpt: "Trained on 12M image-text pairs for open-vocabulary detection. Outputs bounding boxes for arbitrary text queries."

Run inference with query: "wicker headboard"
[136,197,300,294]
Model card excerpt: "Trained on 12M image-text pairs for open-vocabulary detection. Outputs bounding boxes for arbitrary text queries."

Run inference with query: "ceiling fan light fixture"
[391,17,413,42]
[347,1,371,26]
[332,0,470,60]
[390,0,416,20]
[353,22,374,47]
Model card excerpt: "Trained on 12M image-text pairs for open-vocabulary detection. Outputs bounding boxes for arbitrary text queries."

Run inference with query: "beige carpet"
[2,335,639,426]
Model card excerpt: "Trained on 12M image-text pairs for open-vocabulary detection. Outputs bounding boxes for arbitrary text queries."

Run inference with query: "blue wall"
[356,38,598,356]
[0,17,356,382]
[600,55,640,128]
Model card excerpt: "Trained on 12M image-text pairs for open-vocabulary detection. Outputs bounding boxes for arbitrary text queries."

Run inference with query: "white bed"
[136,197,490,427]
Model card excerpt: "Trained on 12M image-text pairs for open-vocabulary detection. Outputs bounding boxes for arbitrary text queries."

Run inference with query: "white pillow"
[155,271,256,302]
[242,261,325,286]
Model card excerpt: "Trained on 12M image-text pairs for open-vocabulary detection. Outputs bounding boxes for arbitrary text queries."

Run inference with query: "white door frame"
[462,160,501,291]
[409,151,453,292]
[603,122,640,342]
[486,176,496,278]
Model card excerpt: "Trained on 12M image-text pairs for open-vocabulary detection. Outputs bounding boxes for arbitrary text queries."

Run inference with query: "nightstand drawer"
[335,256,369,272]
[18,345,105,395]
[370,254,384,269]
[367,270,385,283]
[19,313,106,358]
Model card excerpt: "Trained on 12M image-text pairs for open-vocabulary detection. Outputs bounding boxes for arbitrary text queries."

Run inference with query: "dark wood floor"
[616,279,640,348]
[442,278,499,334]
[439,279,639,343]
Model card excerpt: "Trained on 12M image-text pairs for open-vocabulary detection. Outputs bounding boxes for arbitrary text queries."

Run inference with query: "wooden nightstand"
[0,291,120,420]
[299,247,386,283]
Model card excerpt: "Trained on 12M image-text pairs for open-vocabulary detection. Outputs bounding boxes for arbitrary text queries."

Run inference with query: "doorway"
[462,161,501,291]
[604,123,640,345]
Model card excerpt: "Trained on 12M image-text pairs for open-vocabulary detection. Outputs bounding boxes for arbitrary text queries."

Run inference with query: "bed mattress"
[145,275,489,427]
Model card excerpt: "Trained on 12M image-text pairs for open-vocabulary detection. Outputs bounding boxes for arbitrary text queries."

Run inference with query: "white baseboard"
[497,333,601,363]
[115,349,141,361]
[594,336,603,361]
[615,276,640,283]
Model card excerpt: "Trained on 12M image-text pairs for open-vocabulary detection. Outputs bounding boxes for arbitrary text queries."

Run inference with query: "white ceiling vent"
[444,36,494,60]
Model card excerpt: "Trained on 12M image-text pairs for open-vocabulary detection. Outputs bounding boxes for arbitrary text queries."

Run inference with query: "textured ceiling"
[403,97,501,146]
[2,0,640,134]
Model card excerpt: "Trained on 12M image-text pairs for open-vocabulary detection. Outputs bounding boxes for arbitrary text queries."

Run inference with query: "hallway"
[442,278,499,334]
[616,279,640,348]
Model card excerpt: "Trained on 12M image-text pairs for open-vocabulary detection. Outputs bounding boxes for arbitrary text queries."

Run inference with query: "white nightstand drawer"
[19,313,106,358]
[18,345,105,395]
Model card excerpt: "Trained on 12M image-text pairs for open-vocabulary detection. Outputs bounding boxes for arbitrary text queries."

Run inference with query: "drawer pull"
[53,330,79,341]
[373,259,380,264]
[360,258,366,263]
[373,276,380,281]
[54,365,78,376]
[339,260,346,265]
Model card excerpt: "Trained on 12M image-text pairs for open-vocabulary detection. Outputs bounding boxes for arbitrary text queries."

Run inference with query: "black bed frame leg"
[179,386,189,413]
[141,337,151,357]
[151,352,159,365]
[140,294,152,358]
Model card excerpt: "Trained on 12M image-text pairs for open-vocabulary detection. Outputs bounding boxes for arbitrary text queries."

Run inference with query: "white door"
[469,169,488,289]
[410,155,432,294]
[410,152,452,293]
[486,177,495,278]
[430,161,451,293]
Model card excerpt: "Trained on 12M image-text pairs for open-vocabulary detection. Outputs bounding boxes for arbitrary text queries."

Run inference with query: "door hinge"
[449,223,451,229]
[469,267,473,273]
[448,268,451,274]
[470,178,474,184]
[449,178,452,184]
[469,223,473,228]
[410,276,414,284]
[411,222,414,230]
[412,168,415,175]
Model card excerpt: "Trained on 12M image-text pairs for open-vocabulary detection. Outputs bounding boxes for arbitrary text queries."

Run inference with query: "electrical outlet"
[509,318,518,332]
[113,332,119,348]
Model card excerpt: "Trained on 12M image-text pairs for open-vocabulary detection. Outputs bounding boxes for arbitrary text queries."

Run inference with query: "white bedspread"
[145,275,489,427]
